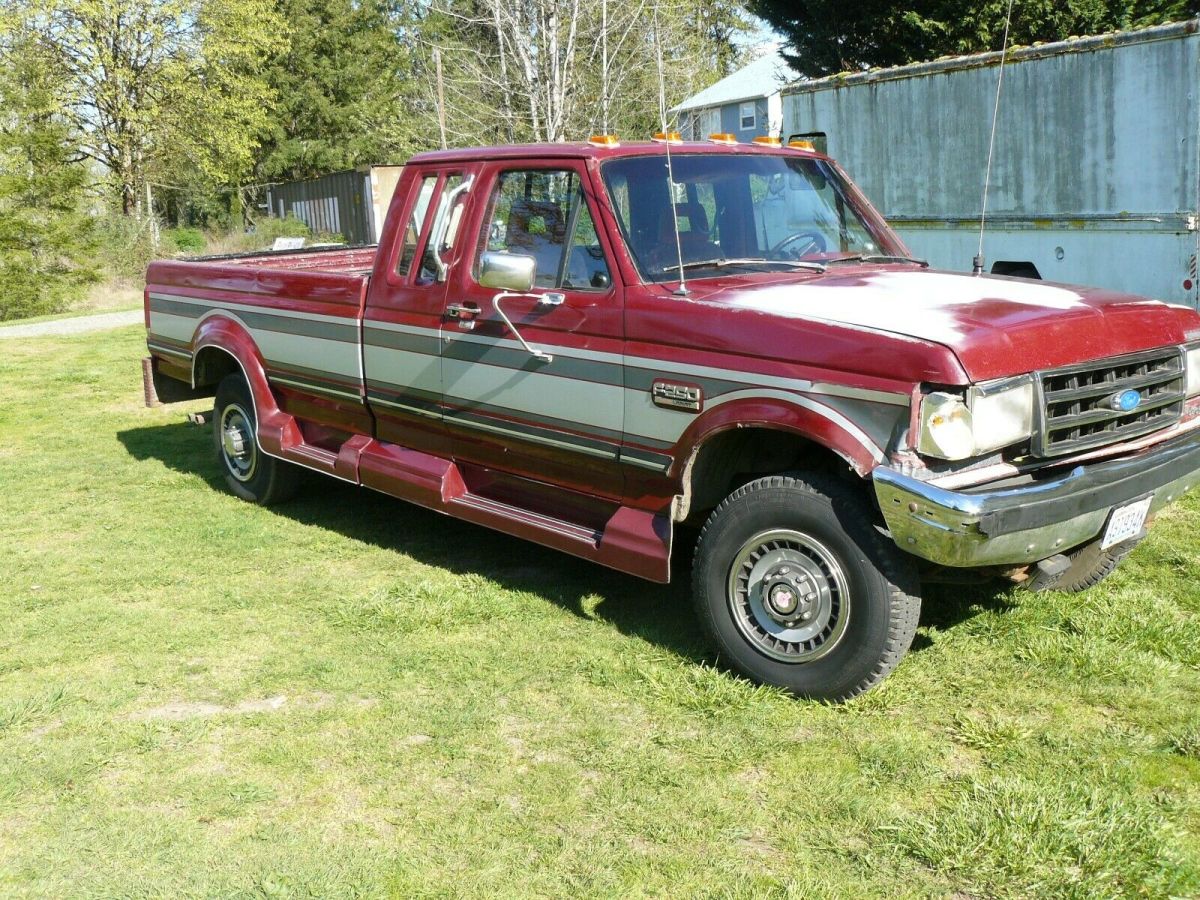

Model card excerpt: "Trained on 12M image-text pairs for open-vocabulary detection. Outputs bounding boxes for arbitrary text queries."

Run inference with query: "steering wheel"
[770,231,827,259]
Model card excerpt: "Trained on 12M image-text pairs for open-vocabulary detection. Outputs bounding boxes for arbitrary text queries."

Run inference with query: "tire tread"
[693,472,921,701]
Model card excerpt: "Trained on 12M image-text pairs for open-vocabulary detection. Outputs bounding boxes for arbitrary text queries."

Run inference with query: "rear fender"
[191,315,301,458]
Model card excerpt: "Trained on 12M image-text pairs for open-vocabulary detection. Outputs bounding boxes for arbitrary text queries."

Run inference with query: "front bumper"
[873,428,1200,567]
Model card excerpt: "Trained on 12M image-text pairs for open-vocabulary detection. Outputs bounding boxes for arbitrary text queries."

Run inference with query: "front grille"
[1034,347,1185,457]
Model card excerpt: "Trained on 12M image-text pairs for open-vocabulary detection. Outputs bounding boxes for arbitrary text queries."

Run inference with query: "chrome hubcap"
[727,529,850,663]
[220,404,257,483]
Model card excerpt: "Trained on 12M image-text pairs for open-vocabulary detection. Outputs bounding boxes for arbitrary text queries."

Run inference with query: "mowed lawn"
[1,326,1199,899]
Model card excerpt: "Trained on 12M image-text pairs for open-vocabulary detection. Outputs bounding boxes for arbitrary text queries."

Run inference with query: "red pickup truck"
[143,138,1200,699]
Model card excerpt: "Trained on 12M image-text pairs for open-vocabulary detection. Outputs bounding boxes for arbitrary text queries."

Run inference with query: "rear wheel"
[693,473,921,701]
[212,373,298,505]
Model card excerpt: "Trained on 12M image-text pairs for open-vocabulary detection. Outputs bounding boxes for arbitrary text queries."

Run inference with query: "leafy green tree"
[5,0,285,215]
[0,38,97,320]
[750,0,1200,76]
[255,0,425,182]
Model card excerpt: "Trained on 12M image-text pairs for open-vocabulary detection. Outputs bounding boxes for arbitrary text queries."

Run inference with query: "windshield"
[601,153,899,282]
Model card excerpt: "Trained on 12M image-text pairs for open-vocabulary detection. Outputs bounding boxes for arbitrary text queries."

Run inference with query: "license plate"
[1101,495,1153,549]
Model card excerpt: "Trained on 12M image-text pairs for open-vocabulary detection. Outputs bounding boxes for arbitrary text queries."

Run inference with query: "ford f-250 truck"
[143,136,1200,700]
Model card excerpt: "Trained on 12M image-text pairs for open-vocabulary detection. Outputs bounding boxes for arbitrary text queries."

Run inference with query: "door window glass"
[479,169,611,291]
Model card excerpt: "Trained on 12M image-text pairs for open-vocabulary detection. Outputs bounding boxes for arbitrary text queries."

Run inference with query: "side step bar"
[276,430,672,583]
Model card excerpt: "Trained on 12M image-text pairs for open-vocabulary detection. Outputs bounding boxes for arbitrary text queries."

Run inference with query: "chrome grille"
[1034,347,1184,457]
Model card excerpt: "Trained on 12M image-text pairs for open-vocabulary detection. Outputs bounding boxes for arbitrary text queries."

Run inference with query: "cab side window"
[397,175,437,276]
[479,169,611,291]
[418,174,464,284]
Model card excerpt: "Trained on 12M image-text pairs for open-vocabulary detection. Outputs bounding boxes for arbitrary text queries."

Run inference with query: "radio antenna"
[975,0,1016,276]
[653,9,689,297]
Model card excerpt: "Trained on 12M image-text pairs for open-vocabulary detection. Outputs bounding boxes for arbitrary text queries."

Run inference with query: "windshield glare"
[602,154,893,282]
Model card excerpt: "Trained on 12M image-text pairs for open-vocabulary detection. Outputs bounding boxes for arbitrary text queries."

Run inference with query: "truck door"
[439,161,627,499]
[363,165,478,456]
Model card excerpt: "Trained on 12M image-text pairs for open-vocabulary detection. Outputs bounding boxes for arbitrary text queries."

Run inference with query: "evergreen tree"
[255,0,425,181]
[0,40,97,320]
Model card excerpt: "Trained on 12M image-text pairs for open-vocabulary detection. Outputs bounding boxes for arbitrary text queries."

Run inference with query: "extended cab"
[143,139,1200,699]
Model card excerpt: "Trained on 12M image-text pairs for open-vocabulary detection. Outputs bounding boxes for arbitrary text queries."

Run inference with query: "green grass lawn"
[1,326,1198,898]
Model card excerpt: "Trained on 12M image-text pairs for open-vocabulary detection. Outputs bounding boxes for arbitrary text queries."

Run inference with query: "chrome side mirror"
[480,251,536,293]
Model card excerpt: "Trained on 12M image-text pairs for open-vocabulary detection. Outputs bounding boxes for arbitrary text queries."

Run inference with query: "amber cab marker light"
[788,139,816,150]
[708,133,737,145]
[651,131,683,144]
[752,136,782,147]
[588,134,620,148]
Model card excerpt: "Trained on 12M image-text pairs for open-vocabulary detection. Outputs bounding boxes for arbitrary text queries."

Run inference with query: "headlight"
[918,377,1034,460]
[968,376,1035,455]
[1186,344,1200,397]
[918,392,975,460]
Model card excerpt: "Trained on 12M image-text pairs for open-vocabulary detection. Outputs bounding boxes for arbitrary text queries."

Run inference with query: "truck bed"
[187,244,378,275]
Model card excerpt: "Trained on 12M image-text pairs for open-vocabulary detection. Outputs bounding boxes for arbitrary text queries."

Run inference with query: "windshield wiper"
[661,257,827,274]
[826,254,929,267]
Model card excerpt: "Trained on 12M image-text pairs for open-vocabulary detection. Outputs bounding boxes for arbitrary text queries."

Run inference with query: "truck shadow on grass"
[118,422,1018,665]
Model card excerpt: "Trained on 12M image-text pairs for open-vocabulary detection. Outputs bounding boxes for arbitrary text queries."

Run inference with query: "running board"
[255,396,671,581]
[356,440,672,582]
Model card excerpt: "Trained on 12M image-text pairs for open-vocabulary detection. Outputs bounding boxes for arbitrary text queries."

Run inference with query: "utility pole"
[434,48,448,150]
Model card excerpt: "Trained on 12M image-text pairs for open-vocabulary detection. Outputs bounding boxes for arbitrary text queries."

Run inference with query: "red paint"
[144,141,1200,583]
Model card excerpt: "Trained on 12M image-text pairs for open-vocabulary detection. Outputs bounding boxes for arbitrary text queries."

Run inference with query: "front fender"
[674,392,891,477]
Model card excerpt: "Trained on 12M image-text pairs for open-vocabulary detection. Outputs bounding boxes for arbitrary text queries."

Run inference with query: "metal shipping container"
[782,19,1200,307]
[265,165,403,246]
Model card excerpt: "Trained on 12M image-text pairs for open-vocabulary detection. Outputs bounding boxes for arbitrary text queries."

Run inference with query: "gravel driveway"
[0,310,142,340]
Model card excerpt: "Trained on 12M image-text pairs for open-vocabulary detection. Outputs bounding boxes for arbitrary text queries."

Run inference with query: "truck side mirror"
[480,251,536,293]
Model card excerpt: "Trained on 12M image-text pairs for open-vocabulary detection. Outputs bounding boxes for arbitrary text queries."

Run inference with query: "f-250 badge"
[652,380,703,412]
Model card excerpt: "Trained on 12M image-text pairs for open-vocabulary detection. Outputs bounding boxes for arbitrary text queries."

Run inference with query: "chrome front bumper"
[873,428,1200,567]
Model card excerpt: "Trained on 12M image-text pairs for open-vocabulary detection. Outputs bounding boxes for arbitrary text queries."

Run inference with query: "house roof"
[673,50,799,113]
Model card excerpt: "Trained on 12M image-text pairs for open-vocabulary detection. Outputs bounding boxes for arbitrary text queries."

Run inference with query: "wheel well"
[679,428,852,524]
[192,346,243,390]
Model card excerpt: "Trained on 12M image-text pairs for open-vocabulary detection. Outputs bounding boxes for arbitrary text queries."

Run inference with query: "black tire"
[692,473,921,701]
[212,373,298,505]
[1022,534,1142,593]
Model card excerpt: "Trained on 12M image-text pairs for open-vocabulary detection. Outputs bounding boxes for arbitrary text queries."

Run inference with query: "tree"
[5,0,285,216]
[0,36,97,320]
[254,0,425,182]
[751,0,1200,76]
[423,0,751,146]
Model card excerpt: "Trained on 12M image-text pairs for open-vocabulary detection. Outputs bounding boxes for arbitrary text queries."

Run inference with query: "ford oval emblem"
[1110,389,1142,412]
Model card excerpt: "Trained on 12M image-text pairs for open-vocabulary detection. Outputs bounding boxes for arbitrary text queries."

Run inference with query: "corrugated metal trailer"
[782,20,1200,307]
[265,166,403,245]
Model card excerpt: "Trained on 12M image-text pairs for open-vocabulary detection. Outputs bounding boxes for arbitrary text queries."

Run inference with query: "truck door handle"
[445,302,481,320]
[445,302,482,330]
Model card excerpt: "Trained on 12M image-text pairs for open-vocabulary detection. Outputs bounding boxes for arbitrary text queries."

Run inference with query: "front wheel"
[212,373,298,505]
[692,473,921,701]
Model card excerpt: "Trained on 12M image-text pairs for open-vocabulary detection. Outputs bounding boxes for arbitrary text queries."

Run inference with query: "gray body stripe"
[147,293,901,465]
[150,292,358,326]
[443,394,626,443]
[363,327,441,356]
[443,410,619,459]
[151,294,358,343]
[445,339,623,386]
[619,447,674,472]
[147,339,192,360]
[272,375,362,402]
[267,359,361,388]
